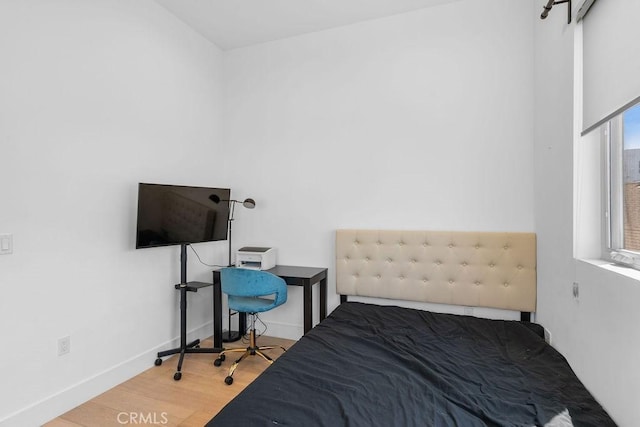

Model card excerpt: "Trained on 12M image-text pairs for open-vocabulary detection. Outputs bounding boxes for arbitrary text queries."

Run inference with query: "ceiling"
[153,0,462,50]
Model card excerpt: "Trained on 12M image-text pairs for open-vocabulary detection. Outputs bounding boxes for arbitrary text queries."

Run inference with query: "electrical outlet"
[58,336,71,356]
[0,234,13,255]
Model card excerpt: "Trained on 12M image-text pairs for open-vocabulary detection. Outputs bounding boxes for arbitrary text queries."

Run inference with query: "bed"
[206,229,616,426]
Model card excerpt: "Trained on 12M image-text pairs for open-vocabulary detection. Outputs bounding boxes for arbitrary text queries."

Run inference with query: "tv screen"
[136,183,231,249]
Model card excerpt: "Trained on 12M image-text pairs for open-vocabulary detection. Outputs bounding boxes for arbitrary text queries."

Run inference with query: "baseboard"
[260,320,304,341]
[0,322,214,427]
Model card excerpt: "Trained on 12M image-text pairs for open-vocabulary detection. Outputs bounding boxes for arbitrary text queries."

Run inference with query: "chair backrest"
[220,268,287,307]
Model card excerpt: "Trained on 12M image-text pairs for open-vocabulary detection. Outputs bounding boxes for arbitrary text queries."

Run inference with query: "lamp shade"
[209,195,255,209]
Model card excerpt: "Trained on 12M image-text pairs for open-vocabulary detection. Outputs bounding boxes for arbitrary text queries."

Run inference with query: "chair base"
[214,322,286,385]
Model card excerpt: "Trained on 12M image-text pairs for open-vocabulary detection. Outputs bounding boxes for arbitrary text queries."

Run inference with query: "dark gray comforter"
[207,302,615,427]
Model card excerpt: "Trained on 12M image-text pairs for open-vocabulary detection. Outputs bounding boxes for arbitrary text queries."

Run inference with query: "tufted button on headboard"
[336,229,536,313]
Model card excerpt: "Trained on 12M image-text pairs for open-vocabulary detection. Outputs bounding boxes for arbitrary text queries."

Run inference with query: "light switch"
[0,234,13,255]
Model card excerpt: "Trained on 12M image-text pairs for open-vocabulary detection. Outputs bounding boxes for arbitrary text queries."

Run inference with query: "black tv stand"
[154,244,222,380]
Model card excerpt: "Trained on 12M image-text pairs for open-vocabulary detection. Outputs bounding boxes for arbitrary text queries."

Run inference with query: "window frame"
[603,111,640,269]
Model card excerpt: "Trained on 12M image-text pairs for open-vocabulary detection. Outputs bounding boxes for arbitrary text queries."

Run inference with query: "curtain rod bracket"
[540,0,572,24]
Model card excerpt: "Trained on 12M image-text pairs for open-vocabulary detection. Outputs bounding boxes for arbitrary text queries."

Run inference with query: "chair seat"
[228,295,278,313]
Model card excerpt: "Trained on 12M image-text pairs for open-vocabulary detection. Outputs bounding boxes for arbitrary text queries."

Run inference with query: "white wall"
[222,0,536,337]
[0,1,227,425]
[7,0,635,425]
[533,6,640,427]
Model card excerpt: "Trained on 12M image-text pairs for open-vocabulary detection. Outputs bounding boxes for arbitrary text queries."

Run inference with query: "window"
[604,101,640,268]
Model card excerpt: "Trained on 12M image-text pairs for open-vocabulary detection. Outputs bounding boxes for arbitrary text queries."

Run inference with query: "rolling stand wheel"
[154,358,162,366]
[214,354,225,366]
[174,372,182,381]
[225,376,233,385]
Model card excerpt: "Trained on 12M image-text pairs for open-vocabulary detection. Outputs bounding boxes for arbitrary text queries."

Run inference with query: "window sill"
[578,258,640,282]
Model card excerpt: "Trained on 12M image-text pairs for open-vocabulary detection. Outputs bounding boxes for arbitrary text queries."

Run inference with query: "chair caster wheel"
[214,358,223,367]
[174,372,182,381]
[154,358,162,366]
[225,376,233,385]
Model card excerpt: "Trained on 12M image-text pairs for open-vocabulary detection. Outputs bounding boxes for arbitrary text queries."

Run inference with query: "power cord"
[239,314,286,353]
[187,244,227,268]
[240,314,268,343]
[256,314,268,339]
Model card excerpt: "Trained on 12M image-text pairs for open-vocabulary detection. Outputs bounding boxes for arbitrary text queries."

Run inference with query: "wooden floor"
[44,335,295,427]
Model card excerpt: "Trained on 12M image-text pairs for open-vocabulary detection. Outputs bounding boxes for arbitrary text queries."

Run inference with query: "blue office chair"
[214,268,287,385]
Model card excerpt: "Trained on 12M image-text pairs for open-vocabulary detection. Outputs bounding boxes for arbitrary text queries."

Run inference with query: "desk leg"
[320,277,327,322]
[213,274,223,350]
[303,281,312,334]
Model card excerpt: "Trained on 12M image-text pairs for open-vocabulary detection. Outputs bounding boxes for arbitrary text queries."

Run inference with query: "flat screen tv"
[136,183,231,249]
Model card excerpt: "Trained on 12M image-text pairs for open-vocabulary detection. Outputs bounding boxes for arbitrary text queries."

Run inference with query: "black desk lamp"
[209,195,256,266]
[209,194,256,342]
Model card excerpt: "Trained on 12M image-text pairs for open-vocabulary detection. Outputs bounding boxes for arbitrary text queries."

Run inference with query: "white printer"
[235,247,277,270]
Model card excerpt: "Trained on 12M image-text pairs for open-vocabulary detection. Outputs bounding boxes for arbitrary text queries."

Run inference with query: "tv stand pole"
[155,243,221,381]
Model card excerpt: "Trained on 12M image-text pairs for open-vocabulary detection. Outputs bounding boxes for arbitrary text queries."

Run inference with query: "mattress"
[206,302,615,427]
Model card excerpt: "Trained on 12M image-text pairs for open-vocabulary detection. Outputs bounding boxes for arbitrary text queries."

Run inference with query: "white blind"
[582,0,640,134]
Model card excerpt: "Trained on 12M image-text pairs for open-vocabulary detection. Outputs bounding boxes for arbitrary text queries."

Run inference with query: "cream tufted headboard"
[336,229,536,313]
